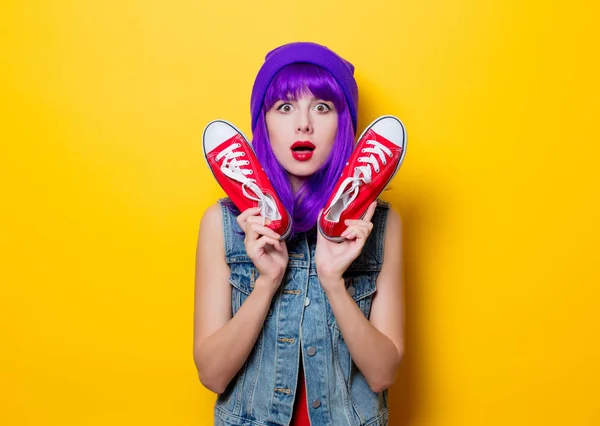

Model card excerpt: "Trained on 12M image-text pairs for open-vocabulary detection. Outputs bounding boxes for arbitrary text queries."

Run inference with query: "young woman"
[194,42,405,426]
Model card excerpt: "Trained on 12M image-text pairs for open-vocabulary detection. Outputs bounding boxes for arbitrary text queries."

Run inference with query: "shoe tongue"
[325,177,361,222]
[258,193,281,221]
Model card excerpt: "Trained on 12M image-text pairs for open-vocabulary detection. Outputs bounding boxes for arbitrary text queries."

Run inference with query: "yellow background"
[1,0,598,425]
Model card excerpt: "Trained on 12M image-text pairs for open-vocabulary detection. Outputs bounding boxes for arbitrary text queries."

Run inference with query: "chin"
[285,163,322,178]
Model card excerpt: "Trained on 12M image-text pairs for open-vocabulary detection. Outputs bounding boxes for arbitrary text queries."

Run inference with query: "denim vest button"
[312,398,321,408]
[307,346,316,356]
[304,297,310,307]
[347,286,356,297]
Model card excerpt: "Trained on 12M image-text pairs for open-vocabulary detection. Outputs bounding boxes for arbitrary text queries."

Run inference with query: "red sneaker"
[202,120,292,240]
[319,115,407,242]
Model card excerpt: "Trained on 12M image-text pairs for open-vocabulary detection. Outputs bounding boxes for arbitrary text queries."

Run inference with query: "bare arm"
[320,208,405,393]
[192,204,281,394]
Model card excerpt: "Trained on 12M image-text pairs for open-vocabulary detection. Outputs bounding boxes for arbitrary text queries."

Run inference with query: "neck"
[289,175,307,194]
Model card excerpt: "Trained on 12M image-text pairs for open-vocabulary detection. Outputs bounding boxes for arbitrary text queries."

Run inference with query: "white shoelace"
[216,143,280,224]
[324,140,393,222]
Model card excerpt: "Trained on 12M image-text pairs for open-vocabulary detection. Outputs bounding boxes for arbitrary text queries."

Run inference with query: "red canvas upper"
[319,117,406,242]
[204,123,291,239]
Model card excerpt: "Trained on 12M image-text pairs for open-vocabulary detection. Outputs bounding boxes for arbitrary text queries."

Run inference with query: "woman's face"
[265,93,338,186]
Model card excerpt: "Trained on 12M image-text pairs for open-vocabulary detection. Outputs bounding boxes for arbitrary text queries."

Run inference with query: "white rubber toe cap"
[202,120,238,154]
[371,116,406,148]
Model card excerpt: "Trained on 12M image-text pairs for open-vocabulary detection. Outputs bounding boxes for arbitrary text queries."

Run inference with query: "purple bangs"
[262,63,349,114]
[251,63,355,237]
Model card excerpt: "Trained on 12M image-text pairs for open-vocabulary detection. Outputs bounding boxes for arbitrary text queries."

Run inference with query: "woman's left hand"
[315,201,378,288]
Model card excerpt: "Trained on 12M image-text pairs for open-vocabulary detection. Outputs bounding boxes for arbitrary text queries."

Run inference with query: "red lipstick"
[291,141,316,150]
[291,141,315,161]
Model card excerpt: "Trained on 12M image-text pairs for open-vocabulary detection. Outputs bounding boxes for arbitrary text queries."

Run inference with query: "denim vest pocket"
[326,271,378,328]
[228,261,275,318]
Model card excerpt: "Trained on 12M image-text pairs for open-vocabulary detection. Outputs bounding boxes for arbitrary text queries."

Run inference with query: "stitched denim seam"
[333,326,357,426]
[214,405,270,426]
[363,408,389,426]
[249,328,264,418]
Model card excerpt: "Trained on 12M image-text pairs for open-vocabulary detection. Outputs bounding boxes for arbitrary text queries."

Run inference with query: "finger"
[236,207,262,229]
[354,226,370,240]
[341,229,354,240]
[361,201,378,223]
[253,236,282,252]
[261,236,284,252]
[342,221,372,235]
[245,222,281,241]
[344,228,369,241]
[341,224,371,240]
[343,219,375,234]
[340,225,355,239]
[247,215,272,226]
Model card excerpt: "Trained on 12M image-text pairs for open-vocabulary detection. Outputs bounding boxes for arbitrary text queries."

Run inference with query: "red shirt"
[291,363,310,425]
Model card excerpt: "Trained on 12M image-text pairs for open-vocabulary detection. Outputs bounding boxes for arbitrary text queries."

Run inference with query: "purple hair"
[251,63,355,237]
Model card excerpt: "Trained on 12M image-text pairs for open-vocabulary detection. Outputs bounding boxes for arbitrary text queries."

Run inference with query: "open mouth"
[291,141,315,161]
[291,141,316,152]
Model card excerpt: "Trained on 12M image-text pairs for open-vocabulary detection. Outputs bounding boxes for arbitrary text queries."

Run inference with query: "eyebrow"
[279,94,332,103]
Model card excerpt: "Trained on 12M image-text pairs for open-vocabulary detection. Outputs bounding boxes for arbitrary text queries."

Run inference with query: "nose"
[296,111,313,134]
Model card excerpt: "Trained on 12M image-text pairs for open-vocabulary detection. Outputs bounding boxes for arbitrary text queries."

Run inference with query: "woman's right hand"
[236,207,289,289]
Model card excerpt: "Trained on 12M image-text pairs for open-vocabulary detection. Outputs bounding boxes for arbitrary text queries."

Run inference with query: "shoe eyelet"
[361,149,366,153]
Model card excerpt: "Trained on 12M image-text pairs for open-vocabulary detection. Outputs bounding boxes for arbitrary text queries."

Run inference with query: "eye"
[276,103,293,113]
[314,103,332,113]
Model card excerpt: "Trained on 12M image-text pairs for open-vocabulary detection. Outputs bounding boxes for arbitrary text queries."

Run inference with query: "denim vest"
[214,198,390,426]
